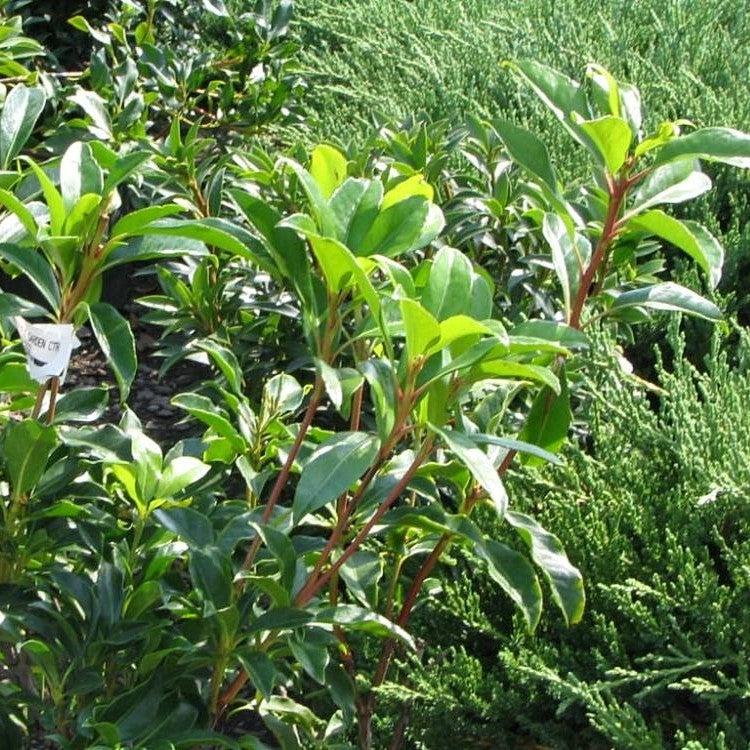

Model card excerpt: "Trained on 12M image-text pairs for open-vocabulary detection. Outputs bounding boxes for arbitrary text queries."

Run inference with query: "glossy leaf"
[85,302,137,401]
[431,425,508,515]
[309,144,347,199]
[476,538,543,630]
[652,127,750,168]
[293,432,380,522]
[495,119,558,192]
[0,85,45,169]
[2,419,56,498]
[609,282,721,320]
[0,242,60,311]
[578,115,632,173]
[506,511,585,625]
[518,375,572,465]
[627,210,723,288]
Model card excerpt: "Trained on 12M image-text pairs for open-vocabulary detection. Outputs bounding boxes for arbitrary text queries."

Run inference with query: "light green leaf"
[156,457,210,499]
[308,234,381,317]
[400,298,440,361]
[293,432,380,522]
[309,144,348,199]
[627,210,723,288]
[578,115,632,174]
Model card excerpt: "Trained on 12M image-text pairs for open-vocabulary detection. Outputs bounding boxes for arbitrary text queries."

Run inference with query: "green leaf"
[476,538,542,630]
[101,150,151,194]
[110,205,183,238]
[197,339,244,394]
[309,144,348,200]
[316,604,416,649]
[53,386,108,423]
[381,174,433,210]
[468,358,560,393]
[293,432,380,522]
[0,188,38,238]
[281,156,339,238]
[155,507,213,547]
[494,119,558,193]
[172,393,242,444]
[518,375,572,466]
[308,234,381,316]
[578,115,632,173]
[85,302,137,401]
[506,511,585,625]
[262,373,304,417]
[23,159,65,236]
[422,246,474,321]
[506,59,587,122]
[0,85,45,169]
[60,142,103,212]
[0,242,60,311]
[628,161,711,215]
[609,282,721,321]
[2,419,56,498]
[156,456,210,498]
[399,298,441,362]
[542,212,582,320]
[345,180,384,251]
[652,127,750,168]
[430,425,508,515]
[360,196,431,258]
[237,652,277,700]
[69,87,111,139]
[470,434,563,465]
[509,320,589,350]
[189,547,232,609]
[627,211,723,288]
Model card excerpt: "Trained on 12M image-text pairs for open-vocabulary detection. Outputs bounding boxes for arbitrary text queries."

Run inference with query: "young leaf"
[156,457,210,499]
[577,115,632,174]
[400,299,440,361]
[381,174,434,210]
[309,144,348,199]
[85,302,137,401]
[0,85,45,169]
[293,432,380,522]
[506,511,585,625]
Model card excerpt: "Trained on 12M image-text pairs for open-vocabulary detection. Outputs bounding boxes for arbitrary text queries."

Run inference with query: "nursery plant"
[2,1,750,746]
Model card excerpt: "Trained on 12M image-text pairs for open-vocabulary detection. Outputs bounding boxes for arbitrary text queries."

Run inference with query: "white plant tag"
[13,317,80,384]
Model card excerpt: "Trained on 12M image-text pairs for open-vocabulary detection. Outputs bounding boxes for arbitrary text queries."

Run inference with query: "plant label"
[13,317,80,384]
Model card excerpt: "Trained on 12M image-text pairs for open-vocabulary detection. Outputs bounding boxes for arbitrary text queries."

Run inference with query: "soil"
[64,301,209,444]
